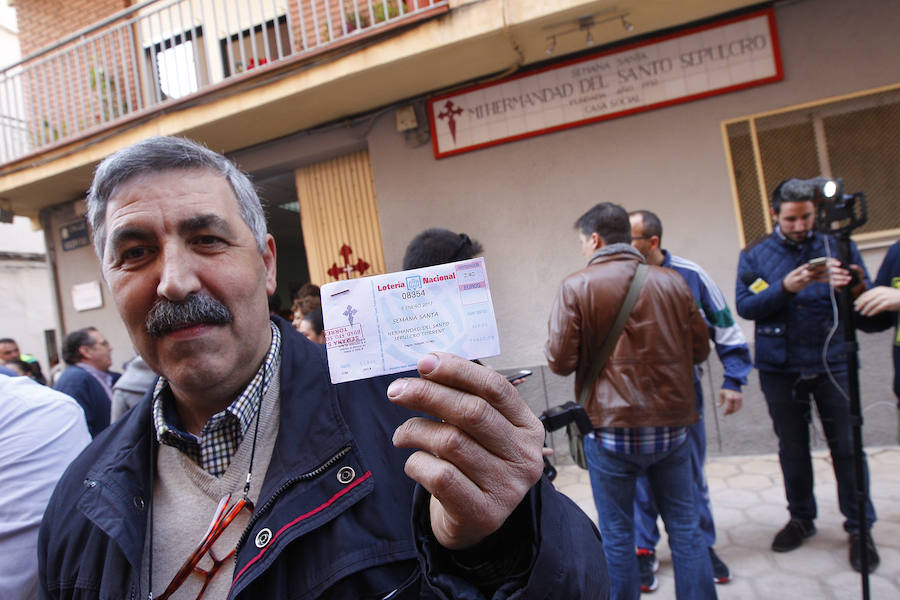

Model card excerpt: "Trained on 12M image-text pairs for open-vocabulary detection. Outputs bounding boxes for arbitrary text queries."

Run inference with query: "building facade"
[0,0,57,375]
[1,0,898,452]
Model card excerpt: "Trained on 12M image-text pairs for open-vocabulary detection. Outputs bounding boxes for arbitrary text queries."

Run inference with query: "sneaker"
[848,532,880,573]
[636,548,659,593]
[708,547,731,584]
[771,518,816,552]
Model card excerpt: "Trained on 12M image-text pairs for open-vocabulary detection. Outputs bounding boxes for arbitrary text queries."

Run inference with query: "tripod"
[818,189,872,600]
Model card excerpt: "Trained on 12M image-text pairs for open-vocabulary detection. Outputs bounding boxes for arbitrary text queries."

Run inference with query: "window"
[724,84,900,246]
[220,16,290,78]
[145,26,207,102]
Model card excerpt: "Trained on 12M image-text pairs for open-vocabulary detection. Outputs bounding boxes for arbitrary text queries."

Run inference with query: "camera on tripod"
[777,176,867,236]
[812,177,867,236]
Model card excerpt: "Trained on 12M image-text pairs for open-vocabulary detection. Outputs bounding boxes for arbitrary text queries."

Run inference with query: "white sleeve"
[0,376,91,600]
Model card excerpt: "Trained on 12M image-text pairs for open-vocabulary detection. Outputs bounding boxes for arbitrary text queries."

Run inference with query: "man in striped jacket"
[628,210,752,592]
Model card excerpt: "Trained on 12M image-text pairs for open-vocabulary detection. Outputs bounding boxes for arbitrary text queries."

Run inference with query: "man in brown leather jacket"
[545,202,715,600]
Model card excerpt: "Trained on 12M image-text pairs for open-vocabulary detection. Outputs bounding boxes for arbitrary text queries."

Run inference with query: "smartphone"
[506,369,533,382]
[807,257,828,269]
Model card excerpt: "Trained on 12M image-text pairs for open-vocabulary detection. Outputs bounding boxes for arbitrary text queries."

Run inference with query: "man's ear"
[262,234,277,296]
[649,235,661,251]
[592,232,605,250]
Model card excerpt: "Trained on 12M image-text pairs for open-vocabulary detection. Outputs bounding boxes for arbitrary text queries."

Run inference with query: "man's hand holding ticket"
[323,259,545,551]
[321,257,500,384]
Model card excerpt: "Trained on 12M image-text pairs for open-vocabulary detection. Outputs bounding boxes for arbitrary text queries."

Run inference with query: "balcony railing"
[0,0,446,164]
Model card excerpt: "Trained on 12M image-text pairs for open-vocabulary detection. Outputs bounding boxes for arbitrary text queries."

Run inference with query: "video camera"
[539,401,593,481]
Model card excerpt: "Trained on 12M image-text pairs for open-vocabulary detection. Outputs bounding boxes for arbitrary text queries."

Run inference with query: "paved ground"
[552,446,900,599]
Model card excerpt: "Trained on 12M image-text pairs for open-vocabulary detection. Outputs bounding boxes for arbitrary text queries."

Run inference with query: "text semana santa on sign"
[428,9,781,158]
[321,257,500,384]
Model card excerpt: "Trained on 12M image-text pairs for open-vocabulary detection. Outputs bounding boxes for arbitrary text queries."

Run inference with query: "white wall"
[368,0,900,368]
[0,216,57,372]
[0,3,17,61]
[0,6,58,373]
[0,1,26,163]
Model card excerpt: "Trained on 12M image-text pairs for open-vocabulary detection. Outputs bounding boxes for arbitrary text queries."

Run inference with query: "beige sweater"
[140,369,281,599]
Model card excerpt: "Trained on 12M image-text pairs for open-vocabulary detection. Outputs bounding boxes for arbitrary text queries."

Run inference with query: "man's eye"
[121,247,149,262]
[195,235,225,246]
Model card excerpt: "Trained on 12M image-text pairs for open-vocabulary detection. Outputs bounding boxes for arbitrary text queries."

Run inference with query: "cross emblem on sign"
[343,304,358,325]
[327,244,370,280]
[437,100,464,144]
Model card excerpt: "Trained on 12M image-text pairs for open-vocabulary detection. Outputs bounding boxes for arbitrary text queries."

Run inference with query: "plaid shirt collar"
[152,321,281,477]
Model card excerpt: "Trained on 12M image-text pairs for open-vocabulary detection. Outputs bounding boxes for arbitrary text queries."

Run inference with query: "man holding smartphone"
[735,178,878,573]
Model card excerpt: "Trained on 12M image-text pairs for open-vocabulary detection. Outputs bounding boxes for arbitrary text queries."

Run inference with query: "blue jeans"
[585,434,717,600]
[634,384,715,549]
[759,370,876,532]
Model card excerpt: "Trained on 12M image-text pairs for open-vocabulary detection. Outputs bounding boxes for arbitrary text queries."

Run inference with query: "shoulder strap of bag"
[577,262,649,406]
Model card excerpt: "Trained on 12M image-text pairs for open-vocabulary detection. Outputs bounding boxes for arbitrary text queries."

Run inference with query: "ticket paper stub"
[320,257,500,384]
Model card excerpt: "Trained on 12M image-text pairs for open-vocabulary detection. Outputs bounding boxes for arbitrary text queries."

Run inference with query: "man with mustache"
[37,136,607,599]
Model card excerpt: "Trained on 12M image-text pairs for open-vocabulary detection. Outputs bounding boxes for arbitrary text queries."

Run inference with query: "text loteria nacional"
[376,272,455,292]
[428,8,782,159]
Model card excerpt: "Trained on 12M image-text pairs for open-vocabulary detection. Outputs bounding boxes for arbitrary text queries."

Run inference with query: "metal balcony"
[0,0,447,165]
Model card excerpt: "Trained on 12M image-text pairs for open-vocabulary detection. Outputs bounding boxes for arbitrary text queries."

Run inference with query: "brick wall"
[14,0,137,148]
[16,0,131,57]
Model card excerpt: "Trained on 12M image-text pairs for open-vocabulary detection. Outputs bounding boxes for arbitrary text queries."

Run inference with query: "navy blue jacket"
[857,240,900,402]
[38,318,607,599]
[736,229,870,373]
[54,365,120,437]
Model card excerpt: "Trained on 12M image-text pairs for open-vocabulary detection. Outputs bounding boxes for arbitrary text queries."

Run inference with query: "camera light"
[822,180,838,198]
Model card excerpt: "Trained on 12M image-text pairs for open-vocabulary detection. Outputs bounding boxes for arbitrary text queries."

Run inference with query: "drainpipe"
[39,206,67,355]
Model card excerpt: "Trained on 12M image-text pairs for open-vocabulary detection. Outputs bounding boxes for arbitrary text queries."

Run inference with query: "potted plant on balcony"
[344,0,407,33]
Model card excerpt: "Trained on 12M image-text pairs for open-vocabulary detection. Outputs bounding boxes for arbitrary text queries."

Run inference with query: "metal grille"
[823,96,900,235]
[724,84,900,246]
[726,121,766,245]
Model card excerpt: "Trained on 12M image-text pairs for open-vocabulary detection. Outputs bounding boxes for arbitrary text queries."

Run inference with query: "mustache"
[145,294,232,338]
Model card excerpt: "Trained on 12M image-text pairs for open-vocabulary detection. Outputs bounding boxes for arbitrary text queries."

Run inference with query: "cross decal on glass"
[327,244,370,280]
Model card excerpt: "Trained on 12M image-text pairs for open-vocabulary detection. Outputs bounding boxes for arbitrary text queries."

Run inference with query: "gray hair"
[87,136,267,259]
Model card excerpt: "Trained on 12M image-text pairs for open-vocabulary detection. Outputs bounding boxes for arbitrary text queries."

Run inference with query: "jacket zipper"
[234,445,352,558]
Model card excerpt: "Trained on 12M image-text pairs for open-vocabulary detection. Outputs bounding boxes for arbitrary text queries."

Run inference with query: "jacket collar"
[774,224,816,249]
[79,392,154,572]
[254,316,354,503]
[80,316,350,573]
[587,243,644,266]
[661,249,672,269]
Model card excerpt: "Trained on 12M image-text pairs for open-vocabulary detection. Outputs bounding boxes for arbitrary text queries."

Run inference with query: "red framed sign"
[428,7,782,159]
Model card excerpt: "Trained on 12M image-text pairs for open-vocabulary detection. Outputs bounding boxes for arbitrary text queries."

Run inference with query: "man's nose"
[156,246,201,301]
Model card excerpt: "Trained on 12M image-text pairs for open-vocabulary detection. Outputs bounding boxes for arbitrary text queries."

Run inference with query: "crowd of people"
[544,195,898,597]
[0,135,898,600]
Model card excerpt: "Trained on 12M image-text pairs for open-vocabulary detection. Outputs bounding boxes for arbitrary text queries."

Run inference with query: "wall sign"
[71,281,103,312]
[428,8,782,158]
[60,218,91,252]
